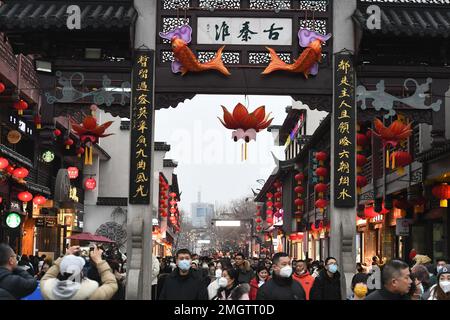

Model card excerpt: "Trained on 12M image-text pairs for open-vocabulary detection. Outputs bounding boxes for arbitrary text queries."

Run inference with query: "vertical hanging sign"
[333,51,356,207]
[129,49,154,204]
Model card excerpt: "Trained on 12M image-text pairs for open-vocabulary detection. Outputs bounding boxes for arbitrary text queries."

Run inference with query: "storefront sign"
[129,49,154,204]
[395,218,411,236]
[42,150,55,163]
[7,130,22,144]
[197,17,292,45]
[333,52,356,207]
[5,212,21,228]
[69,187,79,202]
[35,217,45,227]
[45,217,57,228]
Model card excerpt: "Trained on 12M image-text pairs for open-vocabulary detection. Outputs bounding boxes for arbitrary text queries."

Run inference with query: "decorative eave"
[26,181,51,196]
[96,197,128,206]
[416,140,450,162]
[155,142,171,152]
[163,159,178,168]
[93,144,111,161]
[0,144,33,168]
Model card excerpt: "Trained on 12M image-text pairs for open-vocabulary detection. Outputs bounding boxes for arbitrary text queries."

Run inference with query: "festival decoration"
[64,138,74,150]
[315,199,328,214]
[67,167,79,179]
[315,151,328,166]
[33,195,47,205]
[0,82,5,93]
[77,147,85,158]
[390,151,412,176]
[294,171,305,221]
[18,191,32,210]
[54,129,61,137]
[356,175,368,194]
[373,118,412,148]
[71,115,114,165]
[266,192,274,226]
[255,205,263,233]
[12,167,29,183]
[159,25,230,76]
[84,177,97,190]
[34,115,42,129]
[432,183,450,208]
[0,158,9,171]
[14,99,28,115]
[262,29,332,77]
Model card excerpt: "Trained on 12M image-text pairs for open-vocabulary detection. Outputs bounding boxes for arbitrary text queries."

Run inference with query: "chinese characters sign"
[333,53,356,207]
[197,18,292,45]
[129,49,154,204]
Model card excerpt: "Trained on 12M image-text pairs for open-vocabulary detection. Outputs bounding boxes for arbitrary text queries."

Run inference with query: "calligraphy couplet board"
[333,53,356,207]
[129,49,155,205]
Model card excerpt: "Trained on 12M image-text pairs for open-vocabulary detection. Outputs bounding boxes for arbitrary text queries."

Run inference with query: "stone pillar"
[126,0,157,300]
[330,0,357,299]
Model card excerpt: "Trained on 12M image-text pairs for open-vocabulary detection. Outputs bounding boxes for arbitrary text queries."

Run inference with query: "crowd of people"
[1,241,449,301]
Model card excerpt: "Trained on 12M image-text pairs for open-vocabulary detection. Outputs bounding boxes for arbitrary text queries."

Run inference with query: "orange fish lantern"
[262,29,332,78]
[159,25,230,76]
[218,103,273,161]
[71,115,114,165]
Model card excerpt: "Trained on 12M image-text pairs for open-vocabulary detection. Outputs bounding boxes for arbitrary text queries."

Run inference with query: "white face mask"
[215,269,223,278]
[440,280,450,293]
[279,266,293,278]
[218,277,228,288]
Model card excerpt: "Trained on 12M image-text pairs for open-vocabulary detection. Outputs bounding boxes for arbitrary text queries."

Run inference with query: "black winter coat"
[158,268,208,300]
[365,288,411,300]
[256,274,306,300]
[236,268,254,284]
[310,269,342,300]
[0,267,38,300]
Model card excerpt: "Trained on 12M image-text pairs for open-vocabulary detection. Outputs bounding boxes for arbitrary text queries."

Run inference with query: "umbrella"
[67,232,115,243]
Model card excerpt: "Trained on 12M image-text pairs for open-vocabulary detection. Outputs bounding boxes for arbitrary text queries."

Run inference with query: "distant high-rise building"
[191,191,214,228]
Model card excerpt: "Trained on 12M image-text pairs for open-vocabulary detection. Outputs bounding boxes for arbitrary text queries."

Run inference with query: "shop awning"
[353,6,450,38]
[0,2,136,30]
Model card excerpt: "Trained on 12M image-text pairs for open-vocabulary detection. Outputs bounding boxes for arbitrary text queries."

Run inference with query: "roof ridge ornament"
[356,78,442,118]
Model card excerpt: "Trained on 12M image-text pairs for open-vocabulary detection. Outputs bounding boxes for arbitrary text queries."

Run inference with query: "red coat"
[293,271,315,300]
[249,277,270,300]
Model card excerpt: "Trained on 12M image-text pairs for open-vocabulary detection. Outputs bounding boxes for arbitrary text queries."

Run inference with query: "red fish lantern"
[71,115,114,165]
[432,183,450,207]
[85,177,96,190]
[14,99,28,115]
[373,118,412,148]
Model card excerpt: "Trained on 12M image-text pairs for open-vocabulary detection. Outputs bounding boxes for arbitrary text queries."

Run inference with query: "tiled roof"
[0,1,136,30]
[163,159,178,168]
[353,6,450,37]
[96,197,128,206]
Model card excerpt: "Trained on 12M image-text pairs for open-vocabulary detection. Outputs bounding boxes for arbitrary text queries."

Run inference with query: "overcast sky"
[154,95,327,213]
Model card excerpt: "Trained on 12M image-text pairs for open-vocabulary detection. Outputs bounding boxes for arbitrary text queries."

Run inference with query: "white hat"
[59,255,86,276]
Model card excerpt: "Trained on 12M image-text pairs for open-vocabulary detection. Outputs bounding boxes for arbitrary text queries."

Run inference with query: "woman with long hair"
[426,264,450,300]
[249,265,270,300]
[216,268,249,300]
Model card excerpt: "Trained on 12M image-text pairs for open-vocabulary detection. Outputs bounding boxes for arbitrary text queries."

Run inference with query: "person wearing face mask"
[158,249,208,300]
[256,252,305,300]
[207,268,224,300]
[410,264,430,299]
[216,269,250,300]
[249,265,270,300]
[292,260,315,300]
[424,264,450,300]
[429,258,447,287]
[347,273,369,300]
[310,257,342,300]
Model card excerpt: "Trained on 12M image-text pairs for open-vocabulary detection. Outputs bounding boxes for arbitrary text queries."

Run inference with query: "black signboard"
[333,52,356,207]
[129,49,155,204]
[45,217,57,228]
[36,217,45,227]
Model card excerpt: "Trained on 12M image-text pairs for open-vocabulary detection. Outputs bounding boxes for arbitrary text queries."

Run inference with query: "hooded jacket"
[292,271,315,300]
[158,268,208,300]
[310,269,342,300]
[235,260,254,284]
[256,273,306,300]
[40,258,118,300]
[0,266,38,300]
[249,276,270,300]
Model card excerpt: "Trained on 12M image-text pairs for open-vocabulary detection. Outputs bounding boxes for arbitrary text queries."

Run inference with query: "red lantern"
[0,82,5,93]
[255,217,262,224]
[266,209,273,216]
[54,129,61,137]
[314,183,328,194]
[169,192,177,198]
[357,133,368,148]
[315,151,328,165]
[14,99,28,115]
[84,178,96,190]
[295,173,305,181]
[0,157,9,170]
[294,198,304,207]
[256,225,262,232]
[266,201,273,207]
[273,181,282,188]
[266,192,273,199]
[294,186,304,194]
[77,147,85,158]
[357,154,367,167]
[6,165,15,175]
[18,191,32,202]
[315,167,328,178]
[65,138,74,150]
[266,217,273,224]
[274,191,282,198]
[13,167,29,182]
[256,211,261,217]
[390,151,412,175]
[67,167,79,179]
[364,206,378,219]
[34,115,42,129]
[274,202,282,209]
[356,175,368,194]
[160,210,168,218]
[33,195,47,205]
[315,199,328,213]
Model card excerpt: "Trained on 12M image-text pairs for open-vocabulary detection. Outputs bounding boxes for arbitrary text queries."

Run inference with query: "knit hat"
[437,264,450,279]
[59,255,86,278]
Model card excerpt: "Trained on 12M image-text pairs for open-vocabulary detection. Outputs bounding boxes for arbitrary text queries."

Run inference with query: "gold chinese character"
[338,121,350,134]
[338,176,350,186]
[137,106,148,120]
[139,69,148,79]
[337,188,352,200]
[134,185,148,198]
[137,120,148,134]
[136,172,149,183]
[137,81,149,92]
[339,88,350,98]
[137,94,150,105]
[137,159,146,171]
[338,150,350,159]
[339,75,351,87]
[338,60,351,74]
[338,110,350,120]
[338,161,350,174]
[339,136,352,146]
[138,55,148,68]
[338,100,352,109]
[136,148,148,158]
[137,135,147,147]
